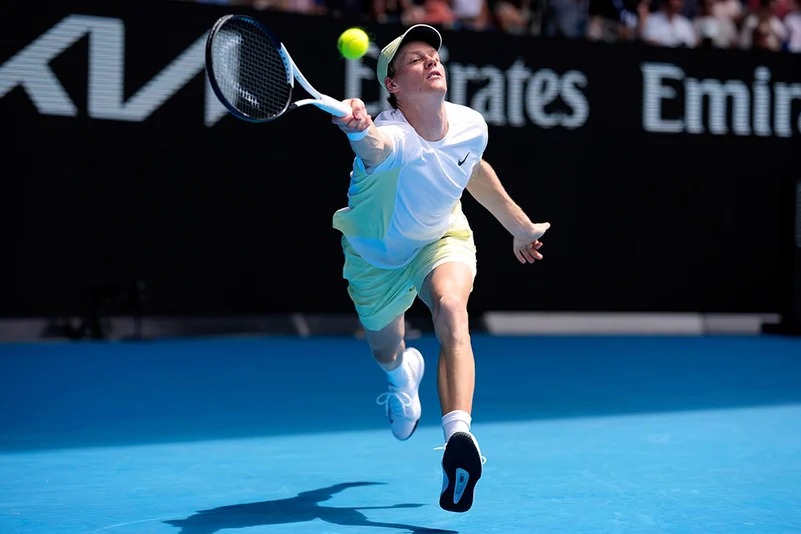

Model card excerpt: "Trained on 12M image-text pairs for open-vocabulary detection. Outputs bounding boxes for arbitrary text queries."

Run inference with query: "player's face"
[389,42,446,97]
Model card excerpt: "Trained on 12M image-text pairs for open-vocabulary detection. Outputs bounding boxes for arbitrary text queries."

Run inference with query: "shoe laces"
[376,386,413,419]
[434,441,488,465]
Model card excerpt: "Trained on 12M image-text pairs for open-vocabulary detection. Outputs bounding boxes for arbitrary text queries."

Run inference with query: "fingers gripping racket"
[205,14,351,123]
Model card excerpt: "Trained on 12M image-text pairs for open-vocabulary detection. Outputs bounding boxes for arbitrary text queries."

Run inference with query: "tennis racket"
[205,14,351,123]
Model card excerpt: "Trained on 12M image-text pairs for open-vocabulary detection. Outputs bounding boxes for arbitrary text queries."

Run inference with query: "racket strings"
[210,20,291,120]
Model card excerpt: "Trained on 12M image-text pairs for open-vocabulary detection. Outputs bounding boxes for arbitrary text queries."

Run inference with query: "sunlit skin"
[330,36,550,422]
[384,42,448,142]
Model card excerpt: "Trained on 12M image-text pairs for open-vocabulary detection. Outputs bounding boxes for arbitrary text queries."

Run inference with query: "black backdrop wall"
[2,0,799,318]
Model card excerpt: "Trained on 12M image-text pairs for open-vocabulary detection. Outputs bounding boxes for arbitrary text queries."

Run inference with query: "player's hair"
[386,62,398,110]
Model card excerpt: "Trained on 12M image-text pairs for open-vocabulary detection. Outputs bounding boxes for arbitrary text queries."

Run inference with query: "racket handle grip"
[316,95,352,118]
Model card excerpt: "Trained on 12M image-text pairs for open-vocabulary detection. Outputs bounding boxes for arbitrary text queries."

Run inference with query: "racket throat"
[279,43,296,89]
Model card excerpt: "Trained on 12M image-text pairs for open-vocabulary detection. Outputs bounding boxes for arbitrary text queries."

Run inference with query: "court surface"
[1,334,800,533]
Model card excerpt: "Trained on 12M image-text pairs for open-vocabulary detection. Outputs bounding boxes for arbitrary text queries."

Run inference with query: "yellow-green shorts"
[341,209,477,332]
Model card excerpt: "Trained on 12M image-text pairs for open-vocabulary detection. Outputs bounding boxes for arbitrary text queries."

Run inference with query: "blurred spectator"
[249,0,328,13]
[586,0,624,40]
[747,0,791,18]
[739,0,787,50]
[785,0,801,50]
[371,0,406,23]
[586,0,643,41]
[178,0,801,53]
[712,0,745,25]
[680,0,700,20]
[492,0,534,34]
[545,0,590,38]
[401,0,458,25]
[451,0,493,29]
[642,0,697,46]
[694,0,738,47]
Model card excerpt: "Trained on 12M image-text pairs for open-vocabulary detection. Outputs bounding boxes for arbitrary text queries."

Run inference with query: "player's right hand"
[332,98,372,136]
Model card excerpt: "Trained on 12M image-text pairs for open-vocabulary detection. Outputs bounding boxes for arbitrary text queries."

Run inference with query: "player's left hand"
[513,222,550,264]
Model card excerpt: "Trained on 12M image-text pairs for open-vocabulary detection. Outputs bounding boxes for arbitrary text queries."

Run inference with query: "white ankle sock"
[386,349,409,387]
[442,410,471,442]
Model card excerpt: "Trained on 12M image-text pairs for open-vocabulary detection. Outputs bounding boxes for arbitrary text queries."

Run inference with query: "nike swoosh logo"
[453,468,469,504]
[458,153,469,166]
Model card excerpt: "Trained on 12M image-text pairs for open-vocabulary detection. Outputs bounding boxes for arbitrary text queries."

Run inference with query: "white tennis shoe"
[375,347,424,441]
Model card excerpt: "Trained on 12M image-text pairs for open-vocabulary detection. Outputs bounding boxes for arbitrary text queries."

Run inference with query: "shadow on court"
[163,482,457,534]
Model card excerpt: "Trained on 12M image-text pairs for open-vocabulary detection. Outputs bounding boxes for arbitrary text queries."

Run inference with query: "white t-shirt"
[643,12,698,48]
[452,0,484,19]
[694,15,738,48]
[332,101,489,269]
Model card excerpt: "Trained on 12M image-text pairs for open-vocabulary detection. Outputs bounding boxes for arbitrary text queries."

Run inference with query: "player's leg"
[410,203,482,513]
[363,313,406,372]
[362,314,425,441]
[419,261,484,513]
[341,236,425,441]
[419,262,475,421]
[412,206,479,441]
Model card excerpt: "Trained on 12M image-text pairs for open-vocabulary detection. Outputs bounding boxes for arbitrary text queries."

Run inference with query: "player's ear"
[385,77,399,94]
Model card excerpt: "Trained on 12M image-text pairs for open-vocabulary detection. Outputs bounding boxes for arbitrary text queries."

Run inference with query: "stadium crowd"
[188,0,801,52]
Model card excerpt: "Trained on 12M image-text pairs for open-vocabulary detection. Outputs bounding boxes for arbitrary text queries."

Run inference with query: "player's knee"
[432,295,469,346]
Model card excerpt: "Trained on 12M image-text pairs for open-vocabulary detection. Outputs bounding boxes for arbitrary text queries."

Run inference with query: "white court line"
[78,516,180,534]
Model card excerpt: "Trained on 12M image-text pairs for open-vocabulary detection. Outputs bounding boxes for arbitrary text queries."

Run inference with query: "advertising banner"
[2,0,799,317]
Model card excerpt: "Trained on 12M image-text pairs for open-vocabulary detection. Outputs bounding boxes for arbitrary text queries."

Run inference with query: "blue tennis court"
[2,335,800,533]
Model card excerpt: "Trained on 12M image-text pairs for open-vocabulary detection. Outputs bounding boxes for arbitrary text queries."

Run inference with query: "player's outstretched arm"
[332,98,393,168]
[466,159,551,264]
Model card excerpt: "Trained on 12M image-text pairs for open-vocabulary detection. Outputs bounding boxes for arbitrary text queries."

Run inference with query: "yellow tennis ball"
[338,28,369,60]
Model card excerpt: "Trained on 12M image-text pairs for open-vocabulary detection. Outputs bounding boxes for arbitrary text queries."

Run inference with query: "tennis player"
[331,24,550,513]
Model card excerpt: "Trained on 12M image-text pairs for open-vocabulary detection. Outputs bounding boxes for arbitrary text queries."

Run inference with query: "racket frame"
[205,15,351,123]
